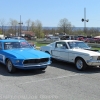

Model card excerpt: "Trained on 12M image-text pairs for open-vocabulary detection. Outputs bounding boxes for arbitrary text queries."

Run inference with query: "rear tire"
[75,58,87,71]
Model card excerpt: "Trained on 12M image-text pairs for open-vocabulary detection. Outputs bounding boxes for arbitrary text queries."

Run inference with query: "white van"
[0,35,5,39]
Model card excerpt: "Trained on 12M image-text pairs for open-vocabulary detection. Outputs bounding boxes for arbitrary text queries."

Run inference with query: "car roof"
[0,39,26,42]
[56,40,82,42]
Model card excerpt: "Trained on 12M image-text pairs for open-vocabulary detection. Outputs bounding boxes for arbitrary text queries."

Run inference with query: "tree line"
[0,18,100,38]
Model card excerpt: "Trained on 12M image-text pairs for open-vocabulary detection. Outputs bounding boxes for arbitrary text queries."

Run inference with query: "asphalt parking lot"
[0,61,100,100]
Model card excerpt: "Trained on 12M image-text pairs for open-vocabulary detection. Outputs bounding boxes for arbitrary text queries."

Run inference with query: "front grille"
[23,58,49,64]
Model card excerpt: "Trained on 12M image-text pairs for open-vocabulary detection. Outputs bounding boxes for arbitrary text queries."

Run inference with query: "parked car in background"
[75,36,83,40]
[44,36,60,42]
[84,38,96,43]
[0,35,5,39]
[40,40,100,71]
[11,36,25,40]
[93,38,100,43]
[60,35,75,40]
[0,39,51,73]
[5,36,12,39]
[5,36,25,40]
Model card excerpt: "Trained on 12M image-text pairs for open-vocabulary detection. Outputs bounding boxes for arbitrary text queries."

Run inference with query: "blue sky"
[0,0,100,27]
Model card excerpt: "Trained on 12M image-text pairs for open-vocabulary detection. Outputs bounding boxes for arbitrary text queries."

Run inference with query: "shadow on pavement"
[0,63,46,77]
[51,60,100,74]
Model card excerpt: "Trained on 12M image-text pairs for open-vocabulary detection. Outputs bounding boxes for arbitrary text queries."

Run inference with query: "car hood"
[5,48,51,59]
[72,48,100,56]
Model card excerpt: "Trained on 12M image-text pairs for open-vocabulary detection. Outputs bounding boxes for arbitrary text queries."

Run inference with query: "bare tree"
[58,18,73,34]
[0,19,5,35]
[26,19,32,31]
[35,20,44,38]
[8,19,18,35]
[73,29,85,36]
[30,21,35,32]
[13,20,18,35]
[88,27,100,36]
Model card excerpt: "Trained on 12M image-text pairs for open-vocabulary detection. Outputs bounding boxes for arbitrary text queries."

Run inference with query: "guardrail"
[88,43,100,48]
[37,40,54,44]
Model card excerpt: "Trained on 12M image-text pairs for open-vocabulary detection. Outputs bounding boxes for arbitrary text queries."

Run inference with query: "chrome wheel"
[75,58,87,71]
[76,59,83,70]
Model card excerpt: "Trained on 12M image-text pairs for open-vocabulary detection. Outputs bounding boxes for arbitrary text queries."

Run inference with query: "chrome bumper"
[87,60,100,66]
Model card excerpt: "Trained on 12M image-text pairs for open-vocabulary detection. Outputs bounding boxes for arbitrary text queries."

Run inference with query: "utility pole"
[18,15,23,36]
[81,8,89,34]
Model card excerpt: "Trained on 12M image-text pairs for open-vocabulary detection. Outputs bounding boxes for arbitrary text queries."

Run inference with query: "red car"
[94,38,100,43]
[84,38,96,43]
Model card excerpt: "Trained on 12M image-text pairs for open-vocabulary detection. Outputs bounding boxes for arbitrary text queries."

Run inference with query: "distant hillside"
[0,26,100,31]
[0,26,58,30]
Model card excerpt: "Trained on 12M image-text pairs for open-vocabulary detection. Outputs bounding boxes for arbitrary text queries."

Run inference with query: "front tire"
[75,58,87,71]
[6,59,16,73]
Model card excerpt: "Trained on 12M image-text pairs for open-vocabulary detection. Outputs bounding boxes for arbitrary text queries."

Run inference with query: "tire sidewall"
[6,59,16,73]
[75,58,87,71]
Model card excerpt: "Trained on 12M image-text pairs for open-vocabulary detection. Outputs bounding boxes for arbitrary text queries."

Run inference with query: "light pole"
[18,15,23,36]
[81,8,89,34]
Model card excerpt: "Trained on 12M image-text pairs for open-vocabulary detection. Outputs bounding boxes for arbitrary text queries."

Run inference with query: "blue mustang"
[0,39,51,73]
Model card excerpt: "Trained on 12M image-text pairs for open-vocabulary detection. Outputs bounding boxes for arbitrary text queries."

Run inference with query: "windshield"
[68,41,90,49]
[4,41,32,50]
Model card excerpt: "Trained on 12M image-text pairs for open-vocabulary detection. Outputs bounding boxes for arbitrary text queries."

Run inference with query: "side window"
[55,42,63,48]
[62,42,68,49]
[0,43,2,50]
[55,42,68,49]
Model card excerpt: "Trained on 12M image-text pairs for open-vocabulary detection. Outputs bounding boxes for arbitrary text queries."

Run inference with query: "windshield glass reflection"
[4,41,32,50]
[68,42,90,49]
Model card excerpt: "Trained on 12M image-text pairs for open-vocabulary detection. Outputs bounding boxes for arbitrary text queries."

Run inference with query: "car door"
[51,42,69,61]
[51,42,61,59]
[0,42,4,63]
